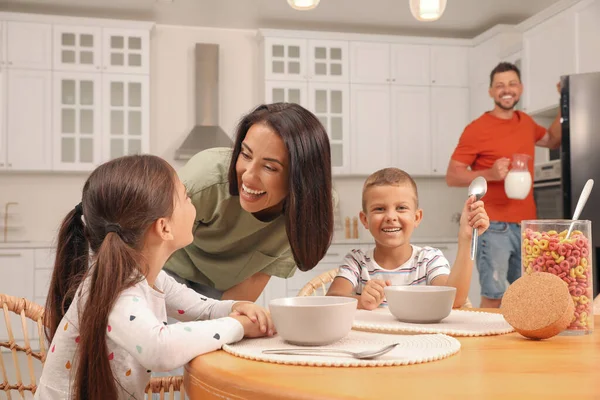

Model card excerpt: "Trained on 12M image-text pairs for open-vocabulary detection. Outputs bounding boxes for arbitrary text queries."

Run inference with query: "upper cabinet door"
[264,38,307,81]
[430,87,469,176]
[102,29,150,74]
[349,42,390,84]
[309,83,350,175]
[6,69,52,171]
[391,86,431,175]
[53,72,102,171]
[390,44,430,86]
[430,45,469,87]
[350,84,391,175]
[575,0,600,74]
[523,9,576,113]
[53,25,102,72]
[5,21,51,70]
[0,72,5,169]
[264,81,308,107]
[102,74,150,161]
[307,40,349,83]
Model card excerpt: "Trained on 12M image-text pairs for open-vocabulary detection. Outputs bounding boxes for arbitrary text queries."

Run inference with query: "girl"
[37,155,273,399]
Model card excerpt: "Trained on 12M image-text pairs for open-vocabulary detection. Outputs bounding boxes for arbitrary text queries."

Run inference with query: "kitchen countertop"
[0,241,54,249]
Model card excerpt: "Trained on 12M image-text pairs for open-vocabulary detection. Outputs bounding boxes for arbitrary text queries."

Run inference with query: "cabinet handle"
[432,80,436,83]
[8,61,12,65]
[392,78,396,82]
[0,253,22,257]
[326,253,341,257]
[7,163,12,167]
[0,163,4,167]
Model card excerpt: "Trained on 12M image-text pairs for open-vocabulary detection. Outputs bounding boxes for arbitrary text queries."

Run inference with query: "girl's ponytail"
[45,203,88,343]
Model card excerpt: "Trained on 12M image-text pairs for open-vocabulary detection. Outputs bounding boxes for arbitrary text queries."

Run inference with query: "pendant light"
[409,0,447,22]
[287,0,320,11]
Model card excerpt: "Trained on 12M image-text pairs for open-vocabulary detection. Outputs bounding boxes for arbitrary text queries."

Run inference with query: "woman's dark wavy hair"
[45,154,177,400]
[228,103,334,271]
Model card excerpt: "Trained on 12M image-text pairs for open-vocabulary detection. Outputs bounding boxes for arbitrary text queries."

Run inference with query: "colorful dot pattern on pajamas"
[522,228,593,333]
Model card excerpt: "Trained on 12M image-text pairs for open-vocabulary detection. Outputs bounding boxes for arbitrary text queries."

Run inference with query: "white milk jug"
[504,154,532,200]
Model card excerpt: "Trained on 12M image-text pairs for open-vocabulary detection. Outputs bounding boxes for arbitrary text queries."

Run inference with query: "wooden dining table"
[184,311,600,400]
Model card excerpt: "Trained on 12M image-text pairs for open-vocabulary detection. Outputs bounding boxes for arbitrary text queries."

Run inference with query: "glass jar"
[505,153,532,199]
[521,220,594,335]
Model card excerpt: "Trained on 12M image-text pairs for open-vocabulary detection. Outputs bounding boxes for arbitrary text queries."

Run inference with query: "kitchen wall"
[0,23,466,243]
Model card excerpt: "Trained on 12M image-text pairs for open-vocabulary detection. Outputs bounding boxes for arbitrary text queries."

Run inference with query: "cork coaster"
[501,272,574,339]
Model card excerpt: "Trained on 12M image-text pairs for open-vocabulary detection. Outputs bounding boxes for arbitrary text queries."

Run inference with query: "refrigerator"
[560,71,600,297]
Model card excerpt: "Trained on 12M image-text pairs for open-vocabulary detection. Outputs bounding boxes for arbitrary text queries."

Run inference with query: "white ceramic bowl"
[269,296,358,346]
[384,286,456,323]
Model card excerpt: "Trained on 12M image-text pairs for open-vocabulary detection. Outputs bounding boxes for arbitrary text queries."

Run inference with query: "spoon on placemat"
[262,343,400,360]
[565,179,594,239]
[468,176,488,260]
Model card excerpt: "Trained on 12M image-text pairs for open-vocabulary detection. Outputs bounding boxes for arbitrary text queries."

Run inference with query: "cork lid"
[501,272,574,339]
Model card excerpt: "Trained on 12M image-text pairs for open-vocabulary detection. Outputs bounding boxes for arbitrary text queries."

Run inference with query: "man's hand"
[488,158,511,181]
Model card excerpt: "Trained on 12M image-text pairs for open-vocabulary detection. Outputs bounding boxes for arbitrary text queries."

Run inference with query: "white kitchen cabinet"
[430,45,469,87]
[4,21,51,70]
[350,84,392,175]
[53,25,102,72]
[575,0,600,74]
[307,40,349,83]
[53,26,150,75]
[392,86,431,175]
[0,63,5,170]
[350,41,468,87]
[390,43,430,86]
[263,37,307,81]
[309,82,350,174]
[102,28,150,75]
[430,87,470,176]
[0,249,35,343]
[349,41,390,84]
[264,80,307,106]
[102,74,149,160]
[523,8,576,113]
[53,72,102,171]
[264,37,349,83]
[6,69,52,171]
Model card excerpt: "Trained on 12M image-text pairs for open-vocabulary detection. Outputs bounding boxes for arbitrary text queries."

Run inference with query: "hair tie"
[74,202,83,216]
[105,223,123,236]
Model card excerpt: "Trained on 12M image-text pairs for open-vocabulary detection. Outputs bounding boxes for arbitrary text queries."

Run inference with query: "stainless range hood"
[174,43,233,161]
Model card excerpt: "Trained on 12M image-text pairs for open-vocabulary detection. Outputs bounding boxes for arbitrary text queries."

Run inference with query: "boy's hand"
[359,279,391,310]
[458,195,490,241]
[231,302,275,336]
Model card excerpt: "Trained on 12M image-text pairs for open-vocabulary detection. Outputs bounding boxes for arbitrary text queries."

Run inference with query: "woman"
[164,103,334,301]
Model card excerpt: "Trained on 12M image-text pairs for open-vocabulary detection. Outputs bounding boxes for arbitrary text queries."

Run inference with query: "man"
[446,62,561,308]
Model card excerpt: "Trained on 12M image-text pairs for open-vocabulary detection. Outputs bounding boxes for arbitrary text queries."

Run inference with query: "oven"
[533,160,564,219]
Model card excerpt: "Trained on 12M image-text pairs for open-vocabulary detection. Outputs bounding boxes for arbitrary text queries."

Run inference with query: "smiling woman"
[164,103,335,301]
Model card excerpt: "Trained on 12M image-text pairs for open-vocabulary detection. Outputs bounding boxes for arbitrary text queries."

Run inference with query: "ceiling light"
[287,0,320,11]
[409,0,447,22]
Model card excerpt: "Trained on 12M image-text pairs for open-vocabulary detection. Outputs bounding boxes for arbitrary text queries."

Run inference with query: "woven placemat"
[222,330,460,367]
[352,308,514,337]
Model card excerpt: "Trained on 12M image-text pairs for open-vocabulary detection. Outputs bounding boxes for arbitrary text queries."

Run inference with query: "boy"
[326,168,489,309]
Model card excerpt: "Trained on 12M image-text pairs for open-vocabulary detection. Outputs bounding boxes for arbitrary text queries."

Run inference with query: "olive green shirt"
[164,148,296,292]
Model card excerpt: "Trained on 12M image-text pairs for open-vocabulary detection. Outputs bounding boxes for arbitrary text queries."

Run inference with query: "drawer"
[34,269,53,298]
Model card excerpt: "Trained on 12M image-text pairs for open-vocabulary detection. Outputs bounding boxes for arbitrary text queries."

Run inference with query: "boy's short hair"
[362,168,419,211]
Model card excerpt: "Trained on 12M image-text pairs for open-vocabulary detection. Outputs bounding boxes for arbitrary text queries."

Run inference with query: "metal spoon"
[261,342,400,360]
[565,179,594,239]
[468,176,488,260]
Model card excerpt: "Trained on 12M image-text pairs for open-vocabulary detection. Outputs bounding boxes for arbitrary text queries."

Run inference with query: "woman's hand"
[458,195,490,240]
[231,301,275,336]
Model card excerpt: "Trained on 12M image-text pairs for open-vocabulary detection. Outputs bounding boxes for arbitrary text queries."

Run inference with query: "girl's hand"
[459,195,490,240]
[231,302,275,336]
